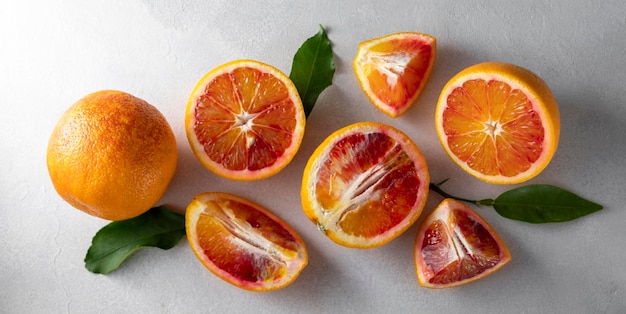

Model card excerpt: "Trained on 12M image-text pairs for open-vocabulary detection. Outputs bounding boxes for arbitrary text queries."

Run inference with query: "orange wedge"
[186,192,308,291]
[353,32,436,118]
[301,122,430,248]
[415,198,511,288]
[435,62,560,184]
[186,60,306,181]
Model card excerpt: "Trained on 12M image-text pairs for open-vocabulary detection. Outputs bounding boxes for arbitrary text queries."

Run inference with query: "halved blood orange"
[353,32,436,118]
[414,198,511,288]
[301,122,430,248]
[186,60,306,181]
[186,192,308,292]
[435,62,560,184]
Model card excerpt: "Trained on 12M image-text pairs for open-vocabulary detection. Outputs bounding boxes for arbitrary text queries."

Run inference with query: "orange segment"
[186,60,306,180]
[415,198,511,288]
[353,32,436,118]
[186,192,308,291]
[301,122,430,248]
[435,62,560,184]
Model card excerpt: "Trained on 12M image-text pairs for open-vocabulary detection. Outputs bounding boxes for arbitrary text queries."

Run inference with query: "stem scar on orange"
[185,60,306,181]
[435,62,560,184]
[353,32,436,118]
[414,198,511,288]
[301,122,430,249]
[186,192,308,292]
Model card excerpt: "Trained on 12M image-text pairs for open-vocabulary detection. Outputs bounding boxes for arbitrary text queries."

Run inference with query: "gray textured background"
[1,1,625,313]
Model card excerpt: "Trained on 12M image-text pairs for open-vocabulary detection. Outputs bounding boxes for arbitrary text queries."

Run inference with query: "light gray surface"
[2,1,625,313]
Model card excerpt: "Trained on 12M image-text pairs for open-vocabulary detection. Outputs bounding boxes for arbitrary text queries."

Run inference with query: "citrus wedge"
[186,60,306,181]
[435,62,560,184]
[353,32,436,118]
[415,198,511,288]
[186,192,308,291]
[301,122,430,248]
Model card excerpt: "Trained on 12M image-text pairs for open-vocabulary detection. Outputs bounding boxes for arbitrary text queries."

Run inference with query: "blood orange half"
[435,62,560,184]
[186,192,308,291]
[301,122,430,248]
[414,198,511,288]
[353,32,436,118]
[186,60,306,181]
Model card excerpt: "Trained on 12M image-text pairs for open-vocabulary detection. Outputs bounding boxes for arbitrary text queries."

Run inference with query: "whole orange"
[47,90,178,221]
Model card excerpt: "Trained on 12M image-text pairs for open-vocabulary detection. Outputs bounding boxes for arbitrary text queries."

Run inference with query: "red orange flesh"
[301,122,429,248]
[186,192,308,291]
[415,198,511,288]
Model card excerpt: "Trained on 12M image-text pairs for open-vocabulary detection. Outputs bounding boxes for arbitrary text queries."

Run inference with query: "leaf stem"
[429,180,491,206]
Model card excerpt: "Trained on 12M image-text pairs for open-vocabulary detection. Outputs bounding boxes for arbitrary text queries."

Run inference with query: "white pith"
[363,51,415,87]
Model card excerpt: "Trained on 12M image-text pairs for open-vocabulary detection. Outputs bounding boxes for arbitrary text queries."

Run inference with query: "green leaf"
[289,24,335,118]
[84,206,186,274]
[488,184,603,223]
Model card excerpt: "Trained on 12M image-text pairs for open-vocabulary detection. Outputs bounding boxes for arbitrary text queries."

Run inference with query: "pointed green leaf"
[492,184,603,223]
[289,24,335,118]
[84,206,186,274]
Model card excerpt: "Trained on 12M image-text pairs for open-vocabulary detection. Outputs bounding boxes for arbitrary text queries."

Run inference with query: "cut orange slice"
[301,122,430,248]
[435,62,560,184]
[186,60,306,181]
[415,198,511,288]
[186,192,308,291]
[353,32,436,118]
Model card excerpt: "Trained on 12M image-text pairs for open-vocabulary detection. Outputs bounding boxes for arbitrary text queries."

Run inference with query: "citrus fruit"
[435,62,560,184]
[185,59,306,181]
[301,122,430,248]
[46,90,178,221]
[185,192,308,291]
[353,32,436,118]
[414,198,511,288]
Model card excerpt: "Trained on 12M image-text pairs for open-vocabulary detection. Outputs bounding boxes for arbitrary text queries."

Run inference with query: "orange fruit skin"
[354,32,436,118]
[47,90,178,221]
[185,60,306,181]
[435,62,560,184]
[414,198,511,288]
[301,122,430,249]
[186,192,308,292]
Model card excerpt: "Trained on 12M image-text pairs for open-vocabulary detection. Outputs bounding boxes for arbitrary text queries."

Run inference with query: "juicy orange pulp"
[186,60,305,181]
[354,32,436,118]
[444,79,544,176]
[436,62,560,184]
[301,122,429,248]
[415,198,511,288]
[186,192,308,291]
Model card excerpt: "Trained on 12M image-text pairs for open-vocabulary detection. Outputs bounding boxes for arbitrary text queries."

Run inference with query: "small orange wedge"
[415,198,511,288]
[186,192,308,291]
[353,32,436,118]
[435,62,560,184]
